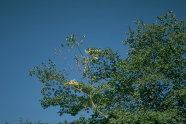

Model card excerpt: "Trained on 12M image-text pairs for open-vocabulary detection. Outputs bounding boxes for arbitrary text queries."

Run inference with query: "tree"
[30,11,186,123]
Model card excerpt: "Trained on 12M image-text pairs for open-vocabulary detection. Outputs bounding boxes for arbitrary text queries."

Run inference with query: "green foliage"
[4,119,66,124]
[30,10,186,123]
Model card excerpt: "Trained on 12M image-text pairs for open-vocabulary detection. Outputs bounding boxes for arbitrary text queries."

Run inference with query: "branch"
[76,44,84,57]
[72,40,84,57]
[89,95,109,119]
[72,86,109,119]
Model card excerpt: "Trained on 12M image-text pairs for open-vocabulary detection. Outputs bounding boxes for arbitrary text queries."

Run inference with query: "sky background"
[0,0,186,123]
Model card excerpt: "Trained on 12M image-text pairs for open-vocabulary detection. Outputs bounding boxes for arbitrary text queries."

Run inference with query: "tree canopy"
[30,11,186,123]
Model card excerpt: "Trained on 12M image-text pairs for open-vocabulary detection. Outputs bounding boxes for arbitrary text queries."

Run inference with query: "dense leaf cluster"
[30,11,186,123]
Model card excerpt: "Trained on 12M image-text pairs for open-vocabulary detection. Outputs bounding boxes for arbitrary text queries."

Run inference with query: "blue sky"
[0,0,186,123]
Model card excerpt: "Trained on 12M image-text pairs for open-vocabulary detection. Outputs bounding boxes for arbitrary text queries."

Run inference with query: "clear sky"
[0,0,186,123]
